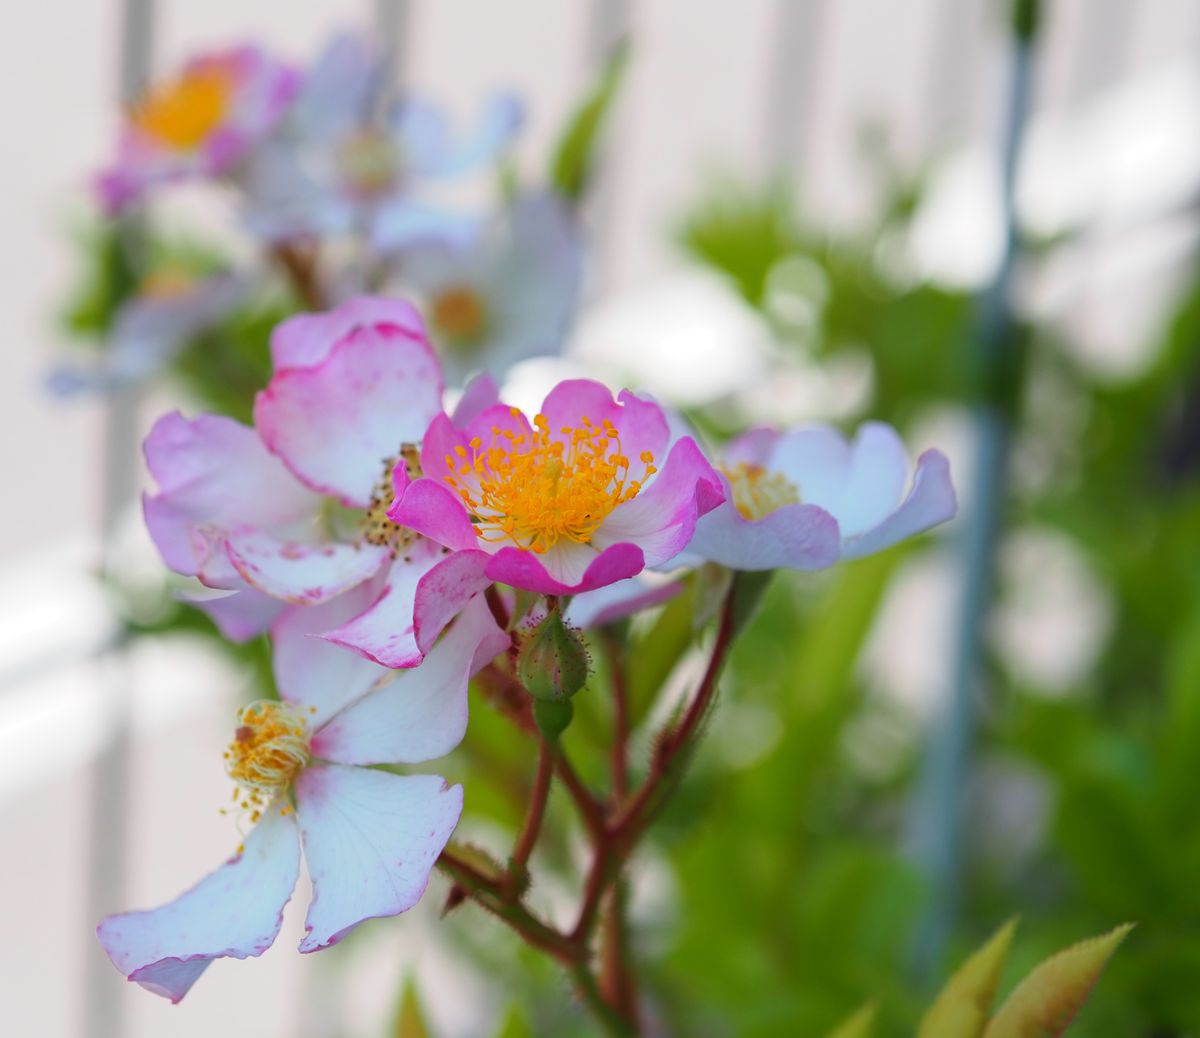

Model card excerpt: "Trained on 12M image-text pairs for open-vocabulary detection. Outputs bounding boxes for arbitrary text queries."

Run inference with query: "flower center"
[131,65,234,150]
[361,447,421,553]
[444,410,656,554]
[430,285,488,346]
[338,129,402,198]
[138,265,196,299]
[722,462,800,520]
[223,700,311,822]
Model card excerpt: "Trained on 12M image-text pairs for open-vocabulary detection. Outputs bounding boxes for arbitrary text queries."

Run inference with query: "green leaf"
[982,924,1133,1038]
[392,977,434,1038]
[823,1003,876,1038]
[918,919,1019,1038]
[549,41,629,201]
[493,1005,534,1038]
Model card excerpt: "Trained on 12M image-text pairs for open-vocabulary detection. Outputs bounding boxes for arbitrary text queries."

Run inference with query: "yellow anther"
[224,700,310,818]
[445,412,656,554]
[722,462,801,520]
[131,64,234,150]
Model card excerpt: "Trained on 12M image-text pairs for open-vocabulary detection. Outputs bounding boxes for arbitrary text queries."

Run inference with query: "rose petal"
[255,322,444,504]
[225,530,389,605]
[269,295,426,371]
[295,766,462,952]
[842,449,957,559]
[315,595,505,764]
[97,805,299,1002]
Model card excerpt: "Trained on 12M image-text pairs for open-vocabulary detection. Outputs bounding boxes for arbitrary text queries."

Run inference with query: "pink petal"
[539,380,670,462]
[566,574,685,629]
[485,542,645,595]
[142,412,318,577]
[770,422,910,539]
[842,449,957,559]
[255,322,444,505]
[686,498,841,571]
[270,295,427,371]
[592,436,726,567]
[225,530,389,604]
[323,541,492,669]
[295,766,462,952]
[271,579,389,725]
[451,371,500,425]
[97,805,299,1002]
[183,586,287,642]
[724,426,781,466]
[387,478,479,552]
[313,594,507,764]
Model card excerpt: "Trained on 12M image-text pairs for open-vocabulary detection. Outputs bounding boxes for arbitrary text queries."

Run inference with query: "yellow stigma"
[430,285,488,345]
[222,700,311,821]
[722,462,800,520]
[131,65,234,150]
[444,411,656,555]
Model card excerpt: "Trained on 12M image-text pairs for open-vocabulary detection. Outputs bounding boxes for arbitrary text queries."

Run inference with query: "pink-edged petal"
[142,412,318,577]
[388,478,479,552]
[451,372,500,425]
[566,574,685,629]
[255,322,444,505]
[323,541,492,669]
[295,766,463,952]
[592,437,726,568]
[225,530,389,605]
[97,804,300,1003]
[271,578,389,726]
[770,422,910,539]
[842,449,957,559]
[270,295,427,371]
[539,380,670,461]
[314,594,505,764]
[424,403,533,480]
[724,426,781,467]
[485,542,645,595]
[686,498,841,571]
[183,586,287,642]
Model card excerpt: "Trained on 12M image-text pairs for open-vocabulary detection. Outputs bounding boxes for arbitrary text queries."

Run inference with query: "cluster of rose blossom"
[83,32,955,1005]
[97,294,955,1001]
[59,35,580,395]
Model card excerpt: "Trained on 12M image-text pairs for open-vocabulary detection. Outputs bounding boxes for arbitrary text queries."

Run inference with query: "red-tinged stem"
[602,630,632,804]
[484,584,511,630]
[599,882,639,1029]
[612,583,738,848]
[507,735,555,896]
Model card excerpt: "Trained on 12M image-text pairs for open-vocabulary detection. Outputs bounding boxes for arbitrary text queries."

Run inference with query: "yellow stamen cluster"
[361,447,421,553]
[338,128,402,197]
[431,285,488,345]
[444,409,656,555]
[131,66,233,150]
[222,700,311,824]
[722,462,801,520]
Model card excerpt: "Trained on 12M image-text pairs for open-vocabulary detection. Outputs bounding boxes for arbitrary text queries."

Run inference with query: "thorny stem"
[602,630,632,804]
[612,585,739,847]
[455,581,742,1036]
[507,735,555,896]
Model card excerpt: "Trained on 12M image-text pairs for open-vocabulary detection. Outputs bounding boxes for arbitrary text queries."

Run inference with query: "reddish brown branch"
[507,736,555,896]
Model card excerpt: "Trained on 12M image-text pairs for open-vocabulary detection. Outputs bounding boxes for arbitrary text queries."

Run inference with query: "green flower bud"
[517,610,589,702]
[533,698,574,741]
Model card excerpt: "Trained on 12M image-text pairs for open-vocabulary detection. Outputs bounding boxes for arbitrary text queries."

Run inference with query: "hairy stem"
[602,630,631,804]
[507,736,555,896]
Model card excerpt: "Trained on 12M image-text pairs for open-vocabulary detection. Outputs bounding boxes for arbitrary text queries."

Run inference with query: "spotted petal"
[295,766,462,952]
[96,805,300,1002]
[225,530,390,605]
